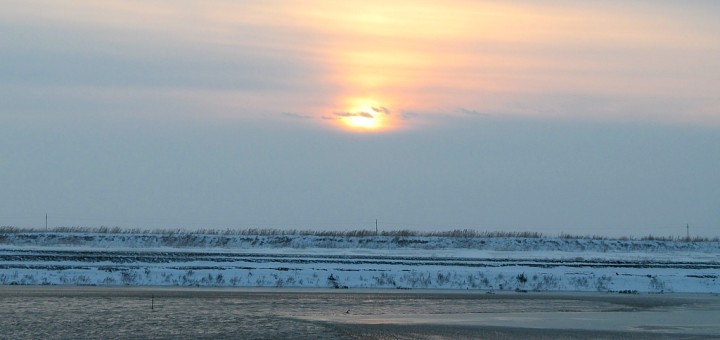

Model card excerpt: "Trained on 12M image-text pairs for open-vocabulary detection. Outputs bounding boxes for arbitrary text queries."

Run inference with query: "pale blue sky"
[1,1,719,236]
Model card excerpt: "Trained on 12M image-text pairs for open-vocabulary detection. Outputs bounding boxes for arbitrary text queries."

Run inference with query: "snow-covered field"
[1,232,718,293]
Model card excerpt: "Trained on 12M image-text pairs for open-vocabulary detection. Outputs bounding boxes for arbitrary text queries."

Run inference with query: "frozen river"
[1,287,718,339]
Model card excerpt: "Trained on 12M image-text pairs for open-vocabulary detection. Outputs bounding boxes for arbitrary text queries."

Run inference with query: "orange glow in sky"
[332,98,397,133]
[12,1,717,129]
[288,1,719,131]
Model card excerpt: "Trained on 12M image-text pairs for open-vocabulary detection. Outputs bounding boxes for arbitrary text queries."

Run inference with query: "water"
[1,287,718,339]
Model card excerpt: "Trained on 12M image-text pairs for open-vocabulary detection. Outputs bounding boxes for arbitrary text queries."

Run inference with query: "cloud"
[371,106,391,114]
[400,112,422,120]
[457,108,490,116]
[333,111,375,118]
[282,112,314,119]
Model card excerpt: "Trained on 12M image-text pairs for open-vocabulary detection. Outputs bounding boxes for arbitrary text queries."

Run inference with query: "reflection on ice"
[1,287,718,339]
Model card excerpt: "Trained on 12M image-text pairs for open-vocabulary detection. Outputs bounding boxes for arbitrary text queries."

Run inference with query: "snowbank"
[0,232,718,293]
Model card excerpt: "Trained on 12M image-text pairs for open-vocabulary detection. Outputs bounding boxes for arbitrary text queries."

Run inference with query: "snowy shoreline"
[1,232,718,293]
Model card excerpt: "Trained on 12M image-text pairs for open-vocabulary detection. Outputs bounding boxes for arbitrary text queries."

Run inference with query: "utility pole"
[375,219,378,236]
[45,213,48,232]
[686,223,690,242]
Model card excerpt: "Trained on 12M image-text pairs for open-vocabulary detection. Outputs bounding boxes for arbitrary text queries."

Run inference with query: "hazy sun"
[333,98,395,132]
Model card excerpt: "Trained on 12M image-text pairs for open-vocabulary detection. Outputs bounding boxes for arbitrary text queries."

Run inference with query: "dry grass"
[1,225,717,241]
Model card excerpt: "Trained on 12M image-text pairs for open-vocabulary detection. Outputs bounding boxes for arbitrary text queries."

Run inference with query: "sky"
[1,0,719,237]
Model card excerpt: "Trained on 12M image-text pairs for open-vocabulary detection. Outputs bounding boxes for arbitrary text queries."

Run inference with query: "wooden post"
[151,295,154,310]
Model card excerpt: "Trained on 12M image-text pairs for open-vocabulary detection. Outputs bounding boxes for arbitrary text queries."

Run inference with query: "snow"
[0,232,718,293]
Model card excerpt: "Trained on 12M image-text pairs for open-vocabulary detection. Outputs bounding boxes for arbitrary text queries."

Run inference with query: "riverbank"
[1,231,718,292]
[1,247,718,292]
[2,287,719,339]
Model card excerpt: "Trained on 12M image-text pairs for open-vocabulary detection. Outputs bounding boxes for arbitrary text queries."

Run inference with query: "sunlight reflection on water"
[0,287,716,339]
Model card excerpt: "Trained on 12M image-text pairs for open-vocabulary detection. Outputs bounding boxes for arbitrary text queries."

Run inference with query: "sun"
[333,98,395,132]
[345,113,380,129]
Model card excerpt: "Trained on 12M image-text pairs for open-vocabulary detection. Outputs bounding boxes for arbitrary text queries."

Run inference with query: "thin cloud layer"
[2,0,718,130]
[372,107,391,115]
[334,111,375,119]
